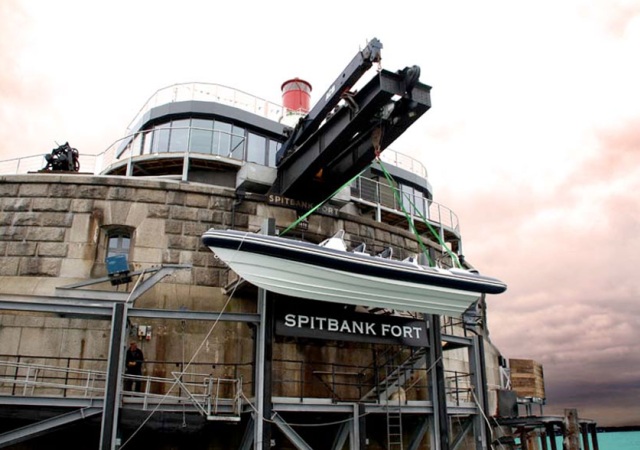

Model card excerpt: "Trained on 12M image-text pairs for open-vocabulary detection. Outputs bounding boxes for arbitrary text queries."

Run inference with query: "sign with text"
[267,194,340,217]
[275,302,429,347]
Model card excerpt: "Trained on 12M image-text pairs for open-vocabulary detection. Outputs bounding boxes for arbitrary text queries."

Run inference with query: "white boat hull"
[206,234,486,317]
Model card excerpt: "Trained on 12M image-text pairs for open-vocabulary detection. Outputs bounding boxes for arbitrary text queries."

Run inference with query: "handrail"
[351,176,460,232]
[124,82,287,134]
[0,359,242,416]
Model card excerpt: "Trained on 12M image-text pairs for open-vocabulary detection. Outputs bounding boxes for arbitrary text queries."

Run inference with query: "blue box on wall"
[106,254,129,275]
[106,254,132,285]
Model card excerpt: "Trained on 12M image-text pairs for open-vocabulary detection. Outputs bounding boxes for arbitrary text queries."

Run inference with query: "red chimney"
[281,78,312,113]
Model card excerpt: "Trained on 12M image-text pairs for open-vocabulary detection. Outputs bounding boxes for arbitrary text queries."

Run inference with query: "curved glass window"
[247,133,267,164]
[169,119,190,152]
[190,119,214,154]
[230,125,245,160]
[142,131,152,155]
[151,123,170,153]
[213,121,231,156]
[121,117,280,166]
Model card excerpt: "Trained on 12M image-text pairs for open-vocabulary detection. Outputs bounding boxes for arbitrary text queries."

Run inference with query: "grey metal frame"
[0,262,491,450]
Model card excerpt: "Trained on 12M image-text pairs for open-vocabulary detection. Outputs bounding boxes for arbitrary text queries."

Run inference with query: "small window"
[213,121,232,156]
[230,125,245,160]
[267,140,281,167]
[106,229,132,260]
[247,133,267,164]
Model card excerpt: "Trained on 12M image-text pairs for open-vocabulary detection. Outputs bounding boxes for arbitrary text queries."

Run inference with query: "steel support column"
[99,303,127,450]
[356,403,366,449]
[469,335,489,449]
[255,218,275,449]
[428,314,449,450]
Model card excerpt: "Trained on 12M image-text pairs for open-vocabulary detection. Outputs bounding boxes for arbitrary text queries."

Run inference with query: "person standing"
[125,341,144,392]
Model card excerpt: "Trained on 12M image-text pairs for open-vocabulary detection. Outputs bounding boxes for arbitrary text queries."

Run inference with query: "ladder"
[386,385,404,450]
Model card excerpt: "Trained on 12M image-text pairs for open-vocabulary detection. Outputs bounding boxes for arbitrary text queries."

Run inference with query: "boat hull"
[202,230,507,316]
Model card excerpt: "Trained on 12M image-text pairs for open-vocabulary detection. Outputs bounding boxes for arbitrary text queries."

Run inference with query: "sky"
[2,0,639,427]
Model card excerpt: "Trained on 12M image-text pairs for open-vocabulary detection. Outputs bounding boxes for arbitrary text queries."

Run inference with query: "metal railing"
[378,149,427,179]
[124,82,287,134]
[0,148,447,228]
[0,358,243,418]
[351,177,460,232]
[274,357,432,404]
[0,360,107,398]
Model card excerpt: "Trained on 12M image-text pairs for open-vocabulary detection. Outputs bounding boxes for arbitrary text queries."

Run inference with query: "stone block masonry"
[0,175,235,284]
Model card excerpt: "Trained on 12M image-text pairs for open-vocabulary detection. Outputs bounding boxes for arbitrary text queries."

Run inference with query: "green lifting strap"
[279,169,366,236]
[376,158,462,268]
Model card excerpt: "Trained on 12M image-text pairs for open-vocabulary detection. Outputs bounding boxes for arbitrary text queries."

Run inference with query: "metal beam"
[356,403,366,450]
[255,218,275,450]
[331,421,350,450]
[0,407,101,448]
[0,297,113,318]
[125,266,192,303]
[428,314,450,450]
[451,418,474,450]
[276,38,383,166]
[55,264,191,301]
[272,412,313,450]
[240,414,255,450]
[273,69,431,203]
[470,335,490,449]
[407,416,429,450]
[0,396,103,408]
[99,303,127,450]
[0,295,259,323]
[130,308,260,323]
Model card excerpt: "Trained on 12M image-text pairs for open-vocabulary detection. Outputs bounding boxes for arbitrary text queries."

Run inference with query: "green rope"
[376,158,461,268]
[376,159,434,266]
[405,193,462,268]
[279,169,366,236]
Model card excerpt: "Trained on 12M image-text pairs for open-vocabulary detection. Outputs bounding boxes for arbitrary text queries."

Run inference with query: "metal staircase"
[358,347,428,450]
[360,347,427,402]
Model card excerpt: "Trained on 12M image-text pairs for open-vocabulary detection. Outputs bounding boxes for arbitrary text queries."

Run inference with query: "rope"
[279,168,366,236]
[375,158,434,266]
[120,234,249,448]
[375,158,462,268]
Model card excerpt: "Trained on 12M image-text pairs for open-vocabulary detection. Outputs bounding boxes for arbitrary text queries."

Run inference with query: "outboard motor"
[42,142,80,172]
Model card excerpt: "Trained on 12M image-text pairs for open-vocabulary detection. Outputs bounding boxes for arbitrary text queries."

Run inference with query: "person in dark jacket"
[125,341,144,392]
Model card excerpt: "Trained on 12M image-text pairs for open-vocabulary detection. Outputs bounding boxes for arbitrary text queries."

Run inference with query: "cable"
[120,235,249,448]
[470,388,506,450]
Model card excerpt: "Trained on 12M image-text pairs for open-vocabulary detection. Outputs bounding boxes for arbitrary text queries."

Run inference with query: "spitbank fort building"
[0,39,596,450]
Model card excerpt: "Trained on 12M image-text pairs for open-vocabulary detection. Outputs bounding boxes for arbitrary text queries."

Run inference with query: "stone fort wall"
[0,173,474,402]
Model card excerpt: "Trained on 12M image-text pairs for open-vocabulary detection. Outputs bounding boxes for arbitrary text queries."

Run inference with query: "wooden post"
[563,409,580,450]
[518,427,528,450]
[580,423,591,450]
[546,422,558,450]
[539,430,549,450]
[589,423,600,450]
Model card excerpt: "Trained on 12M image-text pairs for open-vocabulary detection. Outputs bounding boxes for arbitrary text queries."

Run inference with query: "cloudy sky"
[2,0,639,427]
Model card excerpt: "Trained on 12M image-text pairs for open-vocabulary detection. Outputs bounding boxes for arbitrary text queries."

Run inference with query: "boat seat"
[377,247,393,259]
[352,243,367,253]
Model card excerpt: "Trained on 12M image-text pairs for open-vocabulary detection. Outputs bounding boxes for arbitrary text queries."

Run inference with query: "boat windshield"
[319,230,347,252]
